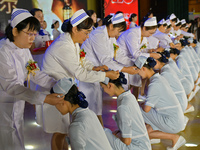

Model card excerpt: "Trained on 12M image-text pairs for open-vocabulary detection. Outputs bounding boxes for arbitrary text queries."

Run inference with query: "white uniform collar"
[117,90,131,102]
[6,38,23,50]
[149,73,159,82]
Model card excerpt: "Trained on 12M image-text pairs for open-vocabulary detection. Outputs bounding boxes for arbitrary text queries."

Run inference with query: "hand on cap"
[122,66,139,75]
[44,93,65,105]
[150,53,161,59]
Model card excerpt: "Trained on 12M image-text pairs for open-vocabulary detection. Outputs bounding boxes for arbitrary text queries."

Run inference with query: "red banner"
[104,0,139,29]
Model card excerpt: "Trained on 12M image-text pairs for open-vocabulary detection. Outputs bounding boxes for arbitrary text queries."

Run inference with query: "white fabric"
[166,19,171,26]
[112,13,125,25]
[181,30,194,38]
[52,29,61,40]
[69,108,112,150]
[0,38,55,149]
[129,22,137,28]
[36,32,105,133]
[170,13,176,20]
[158,19,166,25]
[11,8,32,28]
[53,78,74,95]
[135,56,148,69]
[70,9,89,27]
[147,36,159,49]
[181,19,186,25]
[144,17,157,27]
[175,18,181,25]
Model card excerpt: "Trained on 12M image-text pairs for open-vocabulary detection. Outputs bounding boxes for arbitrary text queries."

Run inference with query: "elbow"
[124,141,131,146]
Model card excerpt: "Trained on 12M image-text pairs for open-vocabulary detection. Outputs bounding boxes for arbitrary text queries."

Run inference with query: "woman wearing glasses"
[0,8,64,150]
[36,9,119,150]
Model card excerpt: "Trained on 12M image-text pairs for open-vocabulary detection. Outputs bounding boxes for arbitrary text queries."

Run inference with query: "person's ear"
[72,26,78,34]
[109,24,114,30]
[12,28,18,37]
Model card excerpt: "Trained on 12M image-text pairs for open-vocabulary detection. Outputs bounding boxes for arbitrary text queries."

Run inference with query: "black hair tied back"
[162,50,170,58]
[147,57,157,68]
[76,91,88,108]
[61,18,72,32]
[157,52,168,63]
[119,72,127,84]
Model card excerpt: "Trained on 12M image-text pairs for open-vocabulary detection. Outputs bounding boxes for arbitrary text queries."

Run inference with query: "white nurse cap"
[166,19,171,26]
[11,8,32,28]
[53,78,75,95]
[70,9,89,27]
[158,19,166,25]
[181,19,186,25]
[144,17,157,27]
[170,13,176,20]
[135,56,148,69]
[52,19,57,24]
[175,18,181,25]
[112,13,125,25]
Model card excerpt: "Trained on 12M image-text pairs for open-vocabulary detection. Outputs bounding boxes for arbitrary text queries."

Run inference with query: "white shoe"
[167,136,186,150]
[150,139,161,144]
[184,105,195,114]
[188,92,194,101]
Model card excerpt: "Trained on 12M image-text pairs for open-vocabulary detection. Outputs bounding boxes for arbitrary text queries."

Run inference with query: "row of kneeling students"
[0,7,200,150]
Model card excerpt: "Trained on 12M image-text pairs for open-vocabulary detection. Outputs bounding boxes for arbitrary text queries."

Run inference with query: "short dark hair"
[62,17,94,33]
[115,11,123,14]
[5,17,40,42]
[175,22,181,27]
[171,18,177,23]
[86,10,95,17]
[129,13,137,22]
[30,8,43,16]
[51,21,59,29]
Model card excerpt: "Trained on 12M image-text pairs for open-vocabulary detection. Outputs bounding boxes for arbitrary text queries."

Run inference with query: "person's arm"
[117,106,133,146]
[0,51,63,105]
[29,43,46,55]
[125,31,150,59]
[90,34,124,71]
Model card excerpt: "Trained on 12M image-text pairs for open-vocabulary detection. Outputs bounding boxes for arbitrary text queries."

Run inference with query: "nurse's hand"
[150,53,161,60]
[44,93,65,105]
[122,66,139,75]
[93,65,109,71]
[105,70,119,80]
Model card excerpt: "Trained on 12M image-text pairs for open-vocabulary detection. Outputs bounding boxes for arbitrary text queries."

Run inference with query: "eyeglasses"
[82,30,91,36]
[22,30,37,37]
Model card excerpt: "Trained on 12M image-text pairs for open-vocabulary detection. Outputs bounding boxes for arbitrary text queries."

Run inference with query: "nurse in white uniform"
[135,56,186,150]
[52,19,61,40]
[0,8,64,150]
[101,73,151,150]
[129,13,138,28]
[37,9,119,150]
[52,78,112,150]
[117,17,161,97]
[79,13,139,124]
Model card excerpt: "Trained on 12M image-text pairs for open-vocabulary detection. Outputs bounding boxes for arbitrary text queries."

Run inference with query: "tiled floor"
[24,90,200,150]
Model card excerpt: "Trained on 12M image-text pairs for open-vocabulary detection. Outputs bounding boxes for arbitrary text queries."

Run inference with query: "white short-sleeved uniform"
[36,32,106,134]
[69,107,112,150]
[52,29,61,40]
[141,73,185,133]
[0,39,55,150]
[117,26,151,86]
[168,58,193,95]
[105,90,151,150]
[180,48,198,82]
[129,22,137,28]
[176,55,194,88]
[195,42,200,58]
[160,64,188,111]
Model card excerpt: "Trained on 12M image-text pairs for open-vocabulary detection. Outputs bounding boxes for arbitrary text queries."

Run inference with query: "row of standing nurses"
[36,9,119,150]
[79,13,139,124]
[0,8,64,150]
